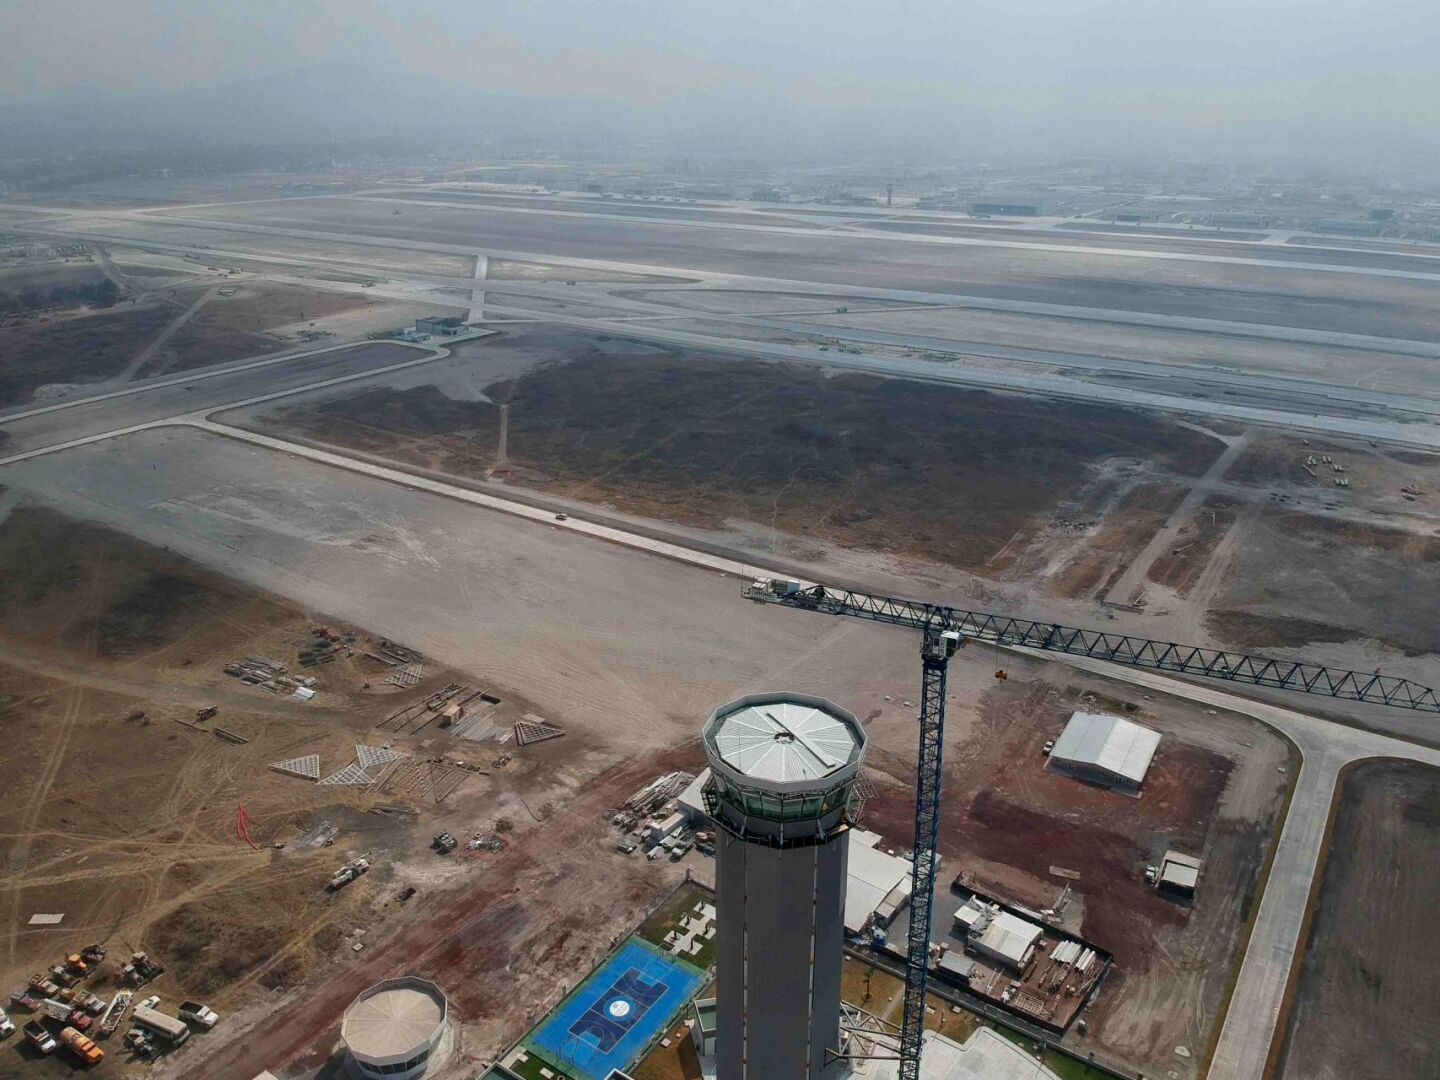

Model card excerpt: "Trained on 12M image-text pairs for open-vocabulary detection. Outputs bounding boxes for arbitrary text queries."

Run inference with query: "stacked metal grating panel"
[270,755,323,779]
[514,718,565,746]
[319,761,376,786]
[355,745,410,769]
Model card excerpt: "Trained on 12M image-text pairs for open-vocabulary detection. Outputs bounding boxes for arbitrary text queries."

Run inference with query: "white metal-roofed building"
[971,910,1043,971]
[677,769,711,824]
[868,1027,1065,1080]
[1048,711,1161,793]
[341,977,448,1080]
[1158,850,1202,897]
[844,830,915,934]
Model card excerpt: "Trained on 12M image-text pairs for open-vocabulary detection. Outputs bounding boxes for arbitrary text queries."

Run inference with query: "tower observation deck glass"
[702,693,866,840]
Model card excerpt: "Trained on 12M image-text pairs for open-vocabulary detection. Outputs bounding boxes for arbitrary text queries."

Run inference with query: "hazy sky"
[3,0,1438,162]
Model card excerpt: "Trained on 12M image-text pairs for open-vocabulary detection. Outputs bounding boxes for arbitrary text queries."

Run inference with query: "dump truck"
[23,1020,57,1054]
[59,1025,103,1065]
[79,944,106,966]
[178,1000,219,1028]
[28,974,62,997]
[64,953,89,976]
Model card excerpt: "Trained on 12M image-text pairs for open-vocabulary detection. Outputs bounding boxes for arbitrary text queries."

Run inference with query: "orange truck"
[59,1025,103,1065]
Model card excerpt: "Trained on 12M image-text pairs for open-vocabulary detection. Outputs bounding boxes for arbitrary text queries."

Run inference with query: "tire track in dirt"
[2,685,85,966]
[172,750,687,1080]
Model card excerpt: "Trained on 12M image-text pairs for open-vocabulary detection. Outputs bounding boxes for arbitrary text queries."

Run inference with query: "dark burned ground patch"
[1212,510,1440,656]
[1276,761,1440,1080]
[0,302,172,404]
[150,860,364,995]
[0,506,298,658]
[266,348,1221,569]
[1204,611,1357,651]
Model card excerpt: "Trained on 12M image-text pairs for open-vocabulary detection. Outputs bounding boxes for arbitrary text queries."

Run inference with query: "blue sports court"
[527,937,706,1080]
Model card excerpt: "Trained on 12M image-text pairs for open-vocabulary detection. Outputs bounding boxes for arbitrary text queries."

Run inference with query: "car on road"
[554,512,568,521]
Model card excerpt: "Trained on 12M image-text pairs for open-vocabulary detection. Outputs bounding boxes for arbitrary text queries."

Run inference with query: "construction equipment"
[744,577,1439,1079]
[98,990,131,1036]
[327,857,371,892]
[195,706,218,722]
[120,952,164,987]
[23,1020,57,1054]
[59,1025,103,1065]
[124,1028,160,1059]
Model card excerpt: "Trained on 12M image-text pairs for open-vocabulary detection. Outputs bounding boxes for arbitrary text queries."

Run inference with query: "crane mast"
[744,577,1439,1078]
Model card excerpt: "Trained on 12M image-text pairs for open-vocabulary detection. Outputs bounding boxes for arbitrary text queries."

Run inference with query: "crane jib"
[743,580,1439,713]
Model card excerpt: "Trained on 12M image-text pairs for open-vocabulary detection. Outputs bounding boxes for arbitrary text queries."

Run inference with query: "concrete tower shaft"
[702,693,867,1080]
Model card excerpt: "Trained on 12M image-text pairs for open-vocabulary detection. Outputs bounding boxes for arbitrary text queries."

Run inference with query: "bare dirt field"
[256,328,1223,571]
[0,505,694,1080]
[1274,759,1440,1080]
[859,653,1294,1079]
[1210,505,1440,656]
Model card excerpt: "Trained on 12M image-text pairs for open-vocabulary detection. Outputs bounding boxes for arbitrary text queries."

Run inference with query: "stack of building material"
[386,663,423,687]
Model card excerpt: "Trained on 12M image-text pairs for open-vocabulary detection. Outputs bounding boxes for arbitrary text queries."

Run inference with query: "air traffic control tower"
[703,692,867,1080]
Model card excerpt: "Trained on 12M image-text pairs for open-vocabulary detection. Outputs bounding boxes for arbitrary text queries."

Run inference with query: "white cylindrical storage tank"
[341,976,448,1080]
[703,692,866,1080]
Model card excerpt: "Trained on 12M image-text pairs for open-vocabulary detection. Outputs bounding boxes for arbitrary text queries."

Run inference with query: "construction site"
[0,163,1437,1080]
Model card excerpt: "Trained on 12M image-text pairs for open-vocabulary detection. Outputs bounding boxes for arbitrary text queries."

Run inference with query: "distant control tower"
[703,692,867,1080]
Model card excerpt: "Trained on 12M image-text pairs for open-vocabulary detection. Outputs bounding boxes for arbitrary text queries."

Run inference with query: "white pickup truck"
[178,1001,219,1029]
